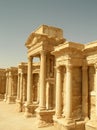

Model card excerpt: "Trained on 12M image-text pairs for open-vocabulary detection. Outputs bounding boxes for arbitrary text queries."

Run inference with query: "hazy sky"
[0,0,97,68]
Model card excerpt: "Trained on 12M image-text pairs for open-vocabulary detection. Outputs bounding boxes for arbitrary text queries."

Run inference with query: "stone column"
[23,74,26,102]
[17,74,20,100]
[95,63,97,117]
[4,73,8,101]
[24,57,33,117]
[8,71,12,97]
[20,72,23,102]
[65,65,73,124]
[82,65,89,121]
[55,66,62,118]
[27,56,33,104]
[39,51,46,110]
[7,71,12,103]
[46,81,52,110]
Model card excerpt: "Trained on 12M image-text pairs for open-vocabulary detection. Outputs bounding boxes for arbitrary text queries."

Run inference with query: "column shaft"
[27,57,32,104]
[65,65,73,120]
[17,74,20,100]
[39,51,46,110]
[20,72,23,102]
[23,75,26,102]
[46,81,52,109]
[55,66,62,117]
[8,71,12,97]
[5,73,8,98]
[82,66,89,120]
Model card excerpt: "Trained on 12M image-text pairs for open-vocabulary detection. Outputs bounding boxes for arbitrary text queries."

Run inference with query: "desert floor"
[0,101,55,130]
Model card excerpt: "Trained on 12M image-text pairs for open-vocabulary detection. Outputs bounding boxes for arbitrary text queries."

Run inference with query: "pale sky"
[0,0,97,68]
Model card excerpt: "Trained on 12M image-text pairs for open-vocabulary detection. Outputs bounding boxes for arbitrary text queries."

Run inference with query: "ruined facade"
[16,62,40,113]
[24,25,97,130]
[1,25,97,130]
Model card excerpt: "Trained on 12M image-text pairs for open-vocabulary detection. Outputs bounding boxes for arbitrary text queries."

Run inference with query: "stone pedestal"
[86,120,97,130]
[54,116,85,130]
[16,99,23,112]
[24,102,38,118]
[53,116,75,130]
[36,108,55,127]
[6,96,16,104]
[0,94,4,100]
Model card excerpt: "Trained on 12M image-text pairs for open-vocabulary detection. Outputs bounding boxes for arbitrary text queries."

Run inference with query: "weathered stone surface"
[1,25,97,130]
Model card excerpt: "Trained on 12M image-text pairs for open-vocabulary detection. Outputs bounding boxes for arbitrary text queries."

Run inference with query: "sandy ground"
[0,101,55,130]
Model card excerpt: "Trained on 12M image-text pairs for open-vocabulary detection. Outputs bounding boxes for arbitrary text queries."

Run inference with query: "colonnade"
[24,51,47,116]
[16,63,27,112]
[54,64,89,124]
[55,65,74,123]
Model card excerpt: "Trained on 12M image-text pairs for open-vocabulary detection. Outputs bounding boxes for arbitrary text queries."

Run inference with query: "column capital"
[9,71,12,77]
[21,72,24,75]
[95,63,97,70]
[28,56,33,61]
[82,65,88,70]
[6,73,9,77]
[40,50,47,56]
[66,64,73,72]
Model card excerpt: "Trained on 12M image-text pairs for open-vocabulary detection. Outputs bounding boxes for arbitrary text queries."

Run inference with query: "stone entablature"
[0,69,6,100]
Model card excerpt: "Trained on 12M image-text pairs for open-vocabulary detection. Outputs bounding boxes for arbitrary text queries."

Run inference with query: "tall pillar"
[39,51,46,110]
[8,71,12,97]
[27,56,33,104]
[20,72,23,102]
[17,74,20,100]
[24,56,33,117]
[55,66,62,118]
[23,74,26,102]
[95,63,97,117]
[4,73,8,101]
[7,71,12,103]
[65,65,73,124]
[82,65,89,121]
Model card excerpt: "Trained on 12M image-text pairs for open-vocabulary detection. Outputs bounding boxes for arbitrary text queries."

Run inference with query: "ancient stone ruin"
[0,25,97,130]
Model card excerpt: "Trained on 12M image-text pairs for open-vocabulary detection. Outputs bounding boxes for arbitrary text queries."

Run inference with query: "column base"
[24,102,38,118]
[81,116,89,122]
[85,119,97,130]
[53,116,85,130]
[6,96,16,104]
[35,108,55,128]
[0,94,4,101]
[16,99,24,112]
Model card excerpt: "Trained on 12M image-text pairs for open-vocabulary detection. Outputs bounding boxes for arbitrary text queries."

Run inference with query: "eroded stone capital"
[82,65,88,70]
[28,56,33,62]
[40,50,47,56]
[66,64,73,72]
[94,63,97,70]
